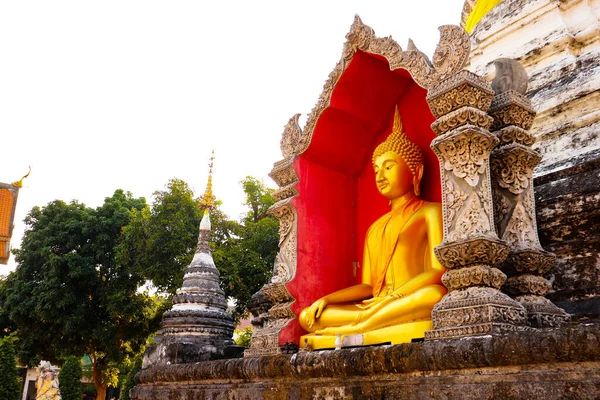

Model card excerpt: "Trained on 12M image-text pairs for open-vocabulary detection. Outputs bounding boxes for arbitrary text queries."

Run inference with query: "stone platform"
[132,322,600,399]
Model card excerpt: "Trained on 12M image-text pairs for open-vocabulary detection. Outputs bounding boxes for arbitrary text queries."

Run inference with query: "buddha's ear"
[413,164,424,196]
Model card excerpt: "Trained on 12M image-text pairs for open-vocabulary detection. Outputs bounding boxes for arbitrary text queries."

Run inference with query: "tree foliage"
[211,177,278,319]
[241,176,276,223]
[233,326,252,348]
[0,338,20,400]
[119,177,279,320]
[118,356,142,400]
[60,356,83,400]
[0,280,17,339]
[119,179,202,293]
[2,190,164,400]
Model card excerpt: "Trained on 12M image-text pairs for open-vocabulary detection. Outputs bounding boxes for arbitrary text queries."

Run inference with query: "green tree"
[233,326,252,348]
[0,279,17,339]
[119,177,279,321]
[3,190,163,400]
[119,356,142,400]
[241,176,276,223]
[214,176,279,319]
[0,338,20,400]
[119,179,202,293]
[60,356,83,400]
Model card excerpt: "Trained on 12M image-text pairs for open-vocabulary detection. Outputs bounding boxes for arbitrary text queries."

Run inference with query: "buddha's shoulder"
[415,200,442,219]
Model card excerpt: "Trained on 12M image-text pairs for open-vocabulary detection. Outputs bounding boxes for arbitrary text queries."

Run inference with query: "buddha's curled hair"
[372,106,424,175]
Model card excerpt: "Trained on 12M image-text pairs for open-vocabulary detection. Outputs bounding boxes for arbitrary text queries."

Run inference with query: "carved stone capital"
[435,238,509,270]
[488,90,536,131]
[269,158,298,189]
[431,125,499,187]
[504,274,551,297]
[427,71,494,118]
[503,249,556,276]
[491,144,541,195]
[442,264,506,291]
[493,125,536,147]
[261,282,294,304]
[272,184,298,202]
[431,106,494,135]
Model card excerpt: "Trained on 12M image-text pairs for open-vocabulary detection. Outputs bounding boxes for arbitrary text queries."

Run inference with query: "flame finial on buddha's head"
[372,107,423,176]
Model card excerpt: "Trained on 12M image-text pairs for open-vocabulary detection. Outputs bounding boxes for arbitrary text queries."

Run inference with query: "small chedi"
[299,107,446,349]
[132,3,600,398]
[142,153,235,367]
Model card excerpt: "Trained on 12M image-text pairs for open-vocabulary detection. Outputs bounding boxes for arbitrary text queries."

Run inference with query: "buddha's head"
[372,107,424,199]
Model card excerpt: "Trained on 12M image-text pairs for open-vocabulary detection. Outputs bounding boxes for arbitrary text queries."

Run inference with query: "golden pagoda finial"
[200,150,216,211]
[372,107,423,175]
[12,166,31,188]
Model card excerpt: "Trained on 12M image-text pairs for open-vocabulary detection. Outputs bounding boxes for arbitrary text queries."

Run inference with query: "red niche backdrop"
[284,51,441,345]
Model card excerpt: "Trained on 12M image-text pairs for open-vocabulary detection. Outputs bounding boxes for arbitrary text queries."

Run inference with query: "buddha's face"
[374,151,413,200]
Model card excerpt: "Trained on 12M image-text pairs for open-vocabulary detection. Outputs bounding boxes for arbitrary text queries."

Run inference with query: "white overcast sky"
[1,0,465,272]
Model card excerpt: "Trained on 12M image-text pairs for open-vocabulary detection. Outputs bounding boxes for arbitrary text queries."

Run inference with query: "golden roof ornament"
[372,107,424,175]
[12,166,31,188]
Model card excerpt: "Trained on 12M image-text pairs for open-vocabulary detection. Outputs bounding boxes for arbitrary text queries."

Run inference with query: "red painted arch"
[282,51,441,345]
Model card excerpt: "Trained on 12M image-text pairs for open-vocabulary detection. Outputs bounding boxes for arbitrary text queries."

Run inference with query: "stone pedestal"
[142,211,236,367]
[489,89,570,327]
[425,71,528,340]
[131,323,600,400]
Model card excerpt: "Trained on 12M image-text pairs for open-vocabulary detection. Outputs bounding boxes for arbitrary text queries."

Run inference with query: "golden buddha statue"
[299,107,446,349]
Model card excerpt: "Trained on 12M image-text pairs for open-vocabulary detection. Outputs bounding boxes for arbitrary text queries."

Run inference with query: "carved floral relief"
[433,127,499,187]
[447,192,492,242]
[491,145,541,195]
[500,201,539,249]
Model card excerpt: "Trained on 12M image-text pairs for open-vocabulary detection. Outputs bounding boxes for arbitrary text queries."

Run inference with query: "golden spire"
[372,107,424,175]
[200,150,216,212]
[11,166,31,188]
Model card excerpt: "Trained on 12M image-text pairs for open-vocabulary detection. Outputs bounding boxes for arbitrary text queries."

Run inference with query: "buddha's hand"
[356,296,383,309]
[305,297,328,329]
[357,292,404,310]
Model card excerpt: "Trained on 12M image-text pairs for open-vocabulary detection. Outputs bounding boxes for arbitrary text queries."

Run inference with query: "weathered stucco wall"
[467,0,600,317]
